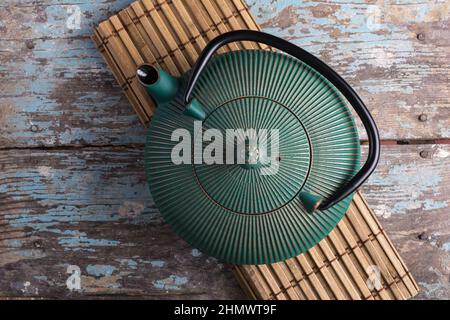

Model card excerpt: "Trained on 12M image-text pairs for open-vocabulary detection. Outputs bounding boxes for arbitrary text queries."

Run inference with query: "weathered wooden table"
[0,0,448,299]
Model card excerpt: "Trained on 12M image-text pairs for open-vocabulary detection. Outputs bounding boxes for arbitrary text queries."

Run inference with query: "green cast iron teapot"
[137,30,380,264]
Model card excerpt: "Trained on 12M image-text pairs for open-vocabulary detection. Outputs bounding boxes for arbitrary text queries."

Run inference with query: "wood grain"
[252,0,450,141]
[0,145,446,298]
[0,148,245,299]
[0,0,448,299]
[0,0,449,149]
[92,0,266,127]
[0,1,147,149]
[236,190,420,300]
[361,144,450,300]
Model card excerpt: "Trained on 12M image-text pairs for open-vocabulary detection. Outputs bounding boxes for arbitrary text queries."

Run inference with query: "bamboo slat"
[235,192,419,300]
[93,0,418,300]
[93,0,265,126]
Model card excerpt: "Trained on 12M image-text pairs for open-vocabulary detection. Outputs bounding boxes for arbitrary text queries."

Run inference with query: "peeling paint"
[152,275,188,290]
[117,259,138,269]
[16,249,46,258]
[148,260,165,268]
[373,204,392,219]
[118,201,145,218]
[11,281,39,295]
[33,275,48,282]
[58,230,120,251]
[422,199,448,210]
[38,166,52,177]
[434,148,449,159]
[0,238,46,267]
[86,264,116,277]
[5,239,23,248]
[0,0,448,301]
[418,266,450,300]
[442,242,450,253]
[419,281,450,300]
[259,5,300,30]
[367,158,447,214]
[191,249,202,257]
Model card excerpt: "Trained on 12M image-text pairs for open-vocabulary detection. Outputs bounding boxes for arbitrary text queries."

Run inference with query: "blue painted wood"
[0,0,146,148]
[1,0,449,148]
[0,0,448,299]
[0,148,245,298]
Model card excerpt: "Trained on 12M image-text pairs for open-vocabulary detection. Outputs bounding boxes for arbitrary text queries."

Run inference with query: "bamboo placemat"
[92,0,267,126]
[92,0,418,300]
[233,192,418,300]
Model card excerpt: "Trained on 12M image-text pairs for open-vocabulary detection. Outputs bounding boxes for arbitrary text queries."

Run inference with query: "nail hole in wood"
[419,150,429,159]
[33,240,42,248]
[25,39,35,50]
[418,114,427,122]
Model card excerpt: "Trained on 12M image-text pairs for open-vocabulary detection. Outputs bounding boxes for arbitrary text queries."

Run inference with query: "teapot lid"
[145,50,360,264]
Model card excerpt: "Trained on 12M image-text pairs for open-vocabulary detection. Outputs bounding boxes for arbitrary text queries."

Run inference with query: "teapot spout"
[184,98,206,121]
[137,64,179,105]
[299,191,323,214]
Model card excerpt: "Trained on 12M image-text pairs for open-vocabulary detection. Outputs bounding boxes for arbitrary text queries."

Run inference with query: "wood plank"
[90,0,269,125]
[1,1,448,150]
[0,36,147,148]
[251,1,450,141]
[0,0,447,300]
[236,144,448,300]
[360,144,450,300]
[0,147,245,299]
[0,1,150,149]
[0,145,443,298]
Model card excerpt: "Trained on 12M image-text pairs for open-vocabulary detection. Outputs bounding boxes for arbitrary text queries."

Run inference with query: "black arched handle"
[184,30,380,211]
